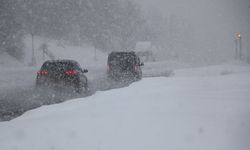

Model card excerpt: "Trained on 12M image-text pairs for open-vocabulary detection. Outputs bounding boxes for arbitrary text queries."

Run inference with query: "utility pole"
[31,32,36,65]
[235,38,238,60]
[238,33,242,60]
[29,5,36,66]
[235,33,242,61]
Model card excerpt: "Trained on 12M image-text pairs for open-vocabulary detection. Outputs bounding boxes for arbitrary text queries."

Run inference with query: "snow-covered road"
[0,64,249,150]
[0,65,137,120]
[0,62,249,121]
[0,37,177,120]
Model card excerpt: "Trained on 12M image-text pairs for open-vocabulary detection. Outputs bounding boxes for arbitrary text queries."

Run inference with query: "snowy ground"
[0,63,249,150]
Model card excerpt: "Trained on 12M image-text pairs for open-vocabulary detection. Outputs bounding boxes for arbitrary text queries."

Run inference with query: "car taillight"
[134,65,139,72]
[37,71,48,75]
[107,64,111,72]
[65,70,78,75]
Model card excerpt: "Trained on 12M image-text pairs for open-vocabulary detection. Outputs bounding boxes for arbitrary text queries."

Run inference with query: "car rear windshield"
[108,53,136,65]
[41,61,81,72]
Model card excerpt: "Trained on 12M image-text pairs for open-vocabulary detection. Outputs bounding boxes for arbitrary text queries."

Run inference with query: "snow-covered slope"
[0,64,249,150]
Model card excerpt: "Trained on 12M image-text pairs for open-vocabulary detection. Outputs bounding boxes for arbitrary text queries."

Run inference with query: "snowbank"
[0,65,250,150]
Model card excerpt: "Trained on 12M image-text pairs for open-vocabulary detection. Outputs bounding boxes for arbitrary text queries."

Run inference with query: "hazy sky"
[136,0,250,62]
[137,0,249,30]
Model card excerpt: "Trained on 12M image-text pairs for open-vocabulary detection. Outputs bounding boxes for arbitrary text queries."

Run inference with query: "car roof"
[109,51,136,55]
[43,59,79,64]
[108,51,137,59]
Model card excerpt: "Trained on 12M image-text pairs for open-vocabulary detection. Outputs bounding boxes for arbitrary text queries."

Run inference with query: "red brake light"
[65,70,78,75]
[107,64,111,72]
[134,65,139,72]
[37,71,48,75]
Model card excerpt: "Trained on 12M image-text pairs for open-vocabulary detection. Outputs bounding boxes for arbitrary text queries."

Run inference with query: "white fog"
[0,0,250,150]
[137,0,250,64]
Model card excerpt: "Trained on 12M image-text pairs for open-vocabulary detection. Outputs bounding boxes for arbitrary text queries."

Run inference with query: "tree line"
[0,0,148,60]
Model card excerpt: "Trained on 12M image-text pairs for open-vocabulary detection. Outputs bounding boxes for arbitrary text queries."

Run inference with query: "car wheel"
[75,83,89,94]
[35,80,44,89]
[134,72,142,81]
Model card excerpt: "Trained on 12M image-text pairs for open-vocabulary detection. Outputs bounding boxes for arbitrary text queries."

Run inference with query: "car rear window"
[41,61,81,72]
[108,53,136,65]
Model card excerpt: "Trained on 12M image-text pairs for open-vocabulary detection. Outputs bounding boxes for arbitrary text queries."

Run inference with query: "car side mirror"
[83,69,88,73]
[140,62,144,66]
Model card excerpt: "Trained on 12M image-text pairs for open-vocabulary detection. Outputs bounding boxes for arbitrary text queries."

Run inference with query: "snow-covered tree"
[0,0,24,60]
[17,0,145,52]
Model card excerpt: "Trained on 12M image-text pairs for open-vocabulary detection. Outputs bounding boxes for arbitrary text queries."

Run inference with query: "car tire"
[75,83,89,94]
